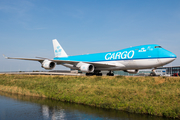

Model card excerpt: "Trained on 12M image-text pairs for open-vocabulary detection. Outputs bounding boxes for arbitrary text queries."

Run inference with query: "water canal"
[0,91,173,120]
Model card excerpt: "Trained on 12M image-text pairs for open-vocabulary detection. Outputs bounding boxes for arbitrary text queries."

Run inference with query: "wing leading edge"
[3,54,124,68]
[3,55,44,62]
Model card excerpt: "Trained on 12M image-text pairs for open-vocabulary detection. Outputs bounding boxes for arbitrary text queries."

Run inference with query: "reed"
[0,74,180,118]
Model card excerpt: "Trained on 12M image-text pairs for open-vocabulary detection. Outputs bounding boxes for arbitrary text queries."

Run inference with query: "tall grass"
[0,74,180,118]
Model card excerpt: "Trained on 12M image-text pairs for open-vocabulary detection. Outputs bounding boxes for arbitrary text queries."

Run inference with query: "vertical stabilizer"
[52,39,68,57]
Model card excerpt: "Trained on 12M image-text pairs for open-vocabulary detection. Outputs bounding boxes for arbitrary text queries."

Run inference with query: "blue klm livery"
[54,44,175,62]
[4,39,176,76]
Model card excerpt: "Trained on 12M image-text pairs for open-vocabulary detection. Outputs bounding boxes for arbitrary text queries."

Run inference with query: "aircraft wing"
[3,55,45,62]
[3,55,79,64]
[3,55,124,68]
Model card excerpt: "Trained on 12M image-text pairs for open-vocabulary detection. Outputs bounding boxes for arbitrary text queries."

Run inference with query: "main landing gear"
[86,70,114,76]
[86,70,102,76]
[106,71,114,76]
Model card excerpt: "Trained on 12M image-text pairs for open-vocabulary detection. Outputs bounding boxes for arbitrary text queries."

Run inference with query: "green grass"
[0,74,180,118]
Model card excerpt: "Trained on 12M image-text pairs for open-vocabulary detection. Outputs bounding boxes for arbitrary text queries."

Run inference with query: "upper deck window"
[155,46,162,48]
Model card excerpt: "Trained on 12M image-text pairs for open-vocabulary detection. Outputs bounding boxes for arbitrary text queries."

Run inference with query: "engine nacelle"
[124,69,139,74]
[79,64,94,73]
[42,60,56,70]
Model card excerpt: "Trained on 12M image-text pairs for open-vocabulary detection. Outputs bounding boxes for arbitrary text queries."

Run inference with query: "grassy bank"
[0,74,180,118]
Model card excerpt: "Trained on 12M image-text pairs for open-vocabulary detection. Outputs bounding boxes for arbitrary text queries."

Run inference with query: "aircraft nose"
[160,50,177,65]
[170,52,177,59]
[167,51,177,62]
[162,49,177,59]
[170,52,177,62]
[159,49,176,65]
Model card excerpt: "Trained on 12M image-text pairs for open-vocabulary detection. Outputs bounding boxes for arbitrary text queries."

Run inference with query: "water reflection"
[0,91,173,120]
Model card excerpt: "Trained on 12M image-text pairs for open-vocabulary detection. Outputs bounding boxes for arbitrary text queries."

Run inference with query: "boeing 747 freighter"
[3,39,177,76]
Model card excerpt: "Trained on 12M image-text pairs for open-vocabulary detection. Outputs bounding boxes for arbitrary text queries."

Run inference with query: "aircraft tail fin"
[52,39,68,57]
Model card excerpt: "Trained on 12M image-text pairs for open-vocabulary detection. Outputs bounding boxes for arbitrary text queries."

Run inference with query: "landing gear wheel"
[150,72,156,76]
[86,70,103,76]
[107,71,114,76]
[86,73,93,76]
[149,68,157,76]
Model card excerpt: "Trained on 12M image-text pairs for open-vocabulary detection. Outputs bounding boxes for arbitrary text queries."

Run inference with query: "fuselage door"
[147,46,160,59]
[147,46,161,65]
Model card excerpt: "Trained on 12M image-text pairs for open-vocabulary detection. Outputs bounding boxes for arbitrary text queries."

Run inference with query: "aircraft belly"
[120,60,137,69]
[93,61,125,69]
[95,59,162,70]
[131,59,160,69]
[158,58,176,66]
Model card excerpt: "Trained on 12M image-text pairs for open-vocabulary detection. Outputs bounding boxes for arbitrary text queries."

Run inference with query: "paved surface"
[0,72,84,76]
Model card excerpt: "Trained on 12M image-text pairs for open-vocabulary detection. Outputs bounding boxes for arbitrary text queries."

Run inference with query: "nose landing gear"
[149,68,157,76]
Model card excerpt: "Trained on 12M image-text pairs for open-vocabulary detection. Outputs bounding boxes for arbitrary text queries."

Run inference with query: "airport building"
[157,66,180,75]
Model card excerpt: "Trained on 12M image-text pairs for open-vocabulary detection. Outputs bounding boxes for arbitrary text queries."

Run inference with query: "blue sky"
[0,0,180,71]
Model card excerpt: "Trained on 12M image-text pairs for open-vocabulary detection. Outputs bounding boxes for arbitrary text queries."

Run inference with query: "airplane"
[3,39,177,76]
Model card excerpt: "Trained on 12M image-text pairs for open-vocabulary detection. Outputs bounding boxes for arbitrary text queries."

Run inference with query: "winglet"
[3,54,8,59]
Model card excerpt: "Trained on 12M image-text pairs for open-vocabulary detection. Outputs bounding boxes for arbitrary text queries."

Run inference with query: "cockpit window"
[155,46,162,48]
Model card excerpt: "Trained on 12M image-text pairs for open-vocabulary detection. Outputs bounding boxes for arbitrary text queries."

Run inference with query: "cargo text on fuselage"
[105,50,135,60]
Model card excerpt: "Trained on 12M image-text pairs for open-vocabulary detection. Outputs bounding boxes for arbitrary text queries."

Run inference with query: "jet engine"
[124,69,139,74]
[79,64,94,73]
[41,60,56,70]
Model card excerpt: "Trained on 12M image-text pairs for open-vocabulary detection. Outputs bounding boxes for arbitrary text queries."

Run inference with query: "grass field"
[0,74,180,118]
